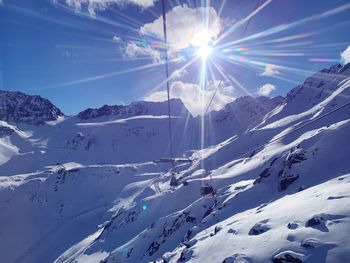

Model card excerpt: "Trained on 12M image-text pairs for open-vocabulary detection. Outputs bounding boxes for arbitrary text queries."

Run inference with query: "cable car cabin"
[200,184,215,196]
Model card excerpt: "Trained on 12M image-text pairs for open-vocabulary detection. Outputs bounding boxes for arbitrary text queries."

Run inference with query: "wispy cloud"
[64,0,157,16]
[124,41,161,62]
[145,80,235,116]
[340,45,350,64]
[112,35,122,42]
[260,64,280,77]
[257,83,276,96]
[171,68,188,80]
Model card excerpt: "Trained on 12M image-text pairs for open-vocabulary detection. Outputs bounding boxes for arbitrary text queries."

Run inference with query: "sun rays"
[6,0,350,110]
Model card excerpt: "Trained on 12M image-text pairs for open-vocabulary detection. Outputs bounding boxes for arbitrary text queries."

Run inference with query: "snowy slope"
[56,118,350,263]
[201,95,283,145]
[0,64,349,263]
[0,96,280,175]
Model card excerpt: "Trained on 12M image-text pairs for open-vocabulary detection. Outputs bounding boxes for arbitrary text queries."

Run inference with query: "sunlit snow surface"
[0,65,350,262]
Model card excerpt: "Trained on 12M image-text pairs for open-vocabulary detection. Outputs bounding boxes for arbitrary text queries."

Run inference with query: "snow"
[0,64,350,263]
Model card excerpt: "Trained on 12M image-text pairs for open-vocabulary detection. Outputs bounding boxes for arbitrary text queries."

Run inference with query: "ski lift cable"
[235,99,350,160]
[160,0,261,160]
[198,100,350,190]
[241,0,261,38]
[195,99,350,194]
[161,0,174,164]
[204,0,261,115]
[200,1,261,195]
[204,79,223,115]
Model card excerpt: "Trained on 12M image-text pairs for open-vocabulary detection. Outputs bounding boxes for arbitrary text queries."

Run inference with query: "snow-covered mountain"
[0,95,281,175]
[0,64,350,263]
[203,95,283,145]
[78,99,190,120]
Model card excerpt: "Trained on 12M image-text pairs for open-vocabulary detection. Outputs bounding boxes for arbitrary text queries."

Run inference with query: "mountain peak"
[212,95,283,123]
[285,63,350,105]
[0,90,64,125]
[77,98,191,120]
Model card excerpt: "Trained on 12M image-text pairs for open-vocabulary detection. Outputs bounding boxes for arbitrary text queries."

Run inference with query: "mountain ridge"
[0,63,349,263]
[0,89,64,125]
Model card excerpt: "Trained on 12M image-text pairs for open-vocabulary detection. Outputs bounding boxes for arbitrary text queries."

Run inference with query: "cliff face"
[0,90,64,125]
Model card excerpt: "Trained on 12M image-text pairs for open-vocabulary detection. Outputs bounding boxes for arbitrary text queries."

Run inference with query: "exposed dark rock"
[259,168,271,178]
[65,132,96,151]
[227,228,236,234]
[202,207,213,219]
[279,175,299,191]
[0,126,14,137]
[285,151,307,169]
[272,255,302,263]
[300,239,322,249]
[182,239,197,248]
[178,248,193,262]
[298,186,304,192]
[270,157,279,166]
[305,216,323,227]
[222,253,250,263]
[254,168,271,184]
[147,241,161,256]
[248,220,270,235]
[126,248,133,258]
[212,96,283,124]
[272,251,303,263]
[301,241,315,248]
[184,229,192,241]
[146,211,196,256]
[285,63,346,104]
[210,226,222,237]
[0,90,63,125]
[186,216,196,223]
[277,149,306,191]
[287,222,299,230]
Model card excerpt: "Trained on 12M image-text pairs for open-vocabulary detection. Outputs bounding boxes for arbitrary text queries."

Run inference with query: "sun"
[197,44,213,60]
[190,30,214,60]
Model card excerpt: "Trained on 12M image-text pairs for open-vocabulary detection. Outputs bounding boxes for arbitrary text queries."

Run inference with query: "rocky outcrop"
[0,90,63,125]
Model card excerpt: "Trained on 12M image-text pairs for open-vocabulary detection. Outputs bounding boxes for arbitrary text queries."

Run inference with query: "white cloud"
[112,35,122,42]
[340,46,350,65]
[120,5,222,61]
[171,68,188,80]
[116,0,156,8]
[140,4,222,51]
[0,0,4,6]
[125,41,161,62]
[257,84,276,97]
[260,64,279,77]
[64,0,157,16]
[62,50,72,58]
[145,81,235,116]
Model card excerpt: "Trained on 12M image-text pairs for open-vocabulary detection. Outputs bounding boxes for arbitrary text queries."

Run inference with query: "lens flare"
[197,44,213,60]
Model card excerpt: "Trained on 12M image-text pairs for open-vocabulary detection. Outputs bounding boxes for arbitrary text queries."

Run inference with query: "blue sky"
[0,0,350,115]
